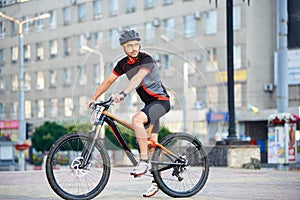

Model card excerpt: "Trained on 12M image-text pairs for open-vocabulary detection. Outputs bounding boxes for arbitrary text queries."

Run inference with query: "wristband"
[119,91,127,98]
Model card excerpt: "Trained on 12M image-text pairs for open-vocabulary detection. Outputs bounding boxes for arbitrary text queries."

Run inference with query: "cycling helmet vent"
[119,30,141,45]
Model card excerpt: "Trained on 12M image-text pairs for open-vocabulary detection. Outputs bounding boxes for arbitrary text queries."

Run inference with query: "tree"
[31,121,67,152]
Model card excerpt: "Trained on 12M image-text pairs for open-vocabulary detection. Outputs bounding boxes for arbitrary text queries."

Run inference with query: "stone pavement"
[0,167,299,200]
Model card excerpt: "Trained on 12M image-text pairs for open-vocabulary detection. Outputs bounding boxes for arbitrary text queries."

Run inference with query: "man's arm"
[113,69,149,103]
[92,72,118,101]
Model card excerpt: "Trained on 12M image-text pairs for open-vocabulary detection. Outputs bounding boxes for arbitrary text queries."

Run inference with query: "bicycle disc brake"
[172,155,188,182]
[71,157,91,177]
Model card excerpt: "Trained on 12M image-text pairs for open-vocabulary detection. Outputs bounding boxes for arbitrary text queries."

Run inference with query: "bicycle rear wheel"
[46,132,110,200]
[152,133,209,197]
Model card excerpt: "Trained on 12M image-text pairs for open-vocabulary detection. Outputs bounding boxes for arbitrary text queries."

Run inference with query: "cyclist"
[89,29,170,197]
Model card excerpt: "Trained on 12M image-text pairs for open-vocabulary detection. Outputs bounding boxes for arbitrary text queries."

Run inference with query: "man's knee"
[132,112,147,126]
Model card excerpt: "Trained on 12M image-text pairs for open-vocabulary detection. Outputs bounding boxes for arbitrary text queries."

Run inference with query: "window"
[78,35,87,52]
[0,49,5,66]
[50,98,58,117]
[63,68,71,86]
[144,22,155,44]
[11,102,18,119]
[235,84,242,108]
[94,64,100,84]
[78,66,87,85]
[79,96,88,115]
[126,0,136,13]
[93,0,103,19]
[12,75,18,91]
[24,73,31,91]
[24,44,31,62]
[207,86,218,105]
[0,76,5,93]
[11,46,18,64]
[205,10,218,34]
[163,0,173,5]
[110,28,119,49]
[163,18,175,40]
[49,70,57,88]
[36,71,45,90]
[0,21,6,38]
[206,47,218,72]
[23,16,31,34]
[10,21,17,36]
[25,100,31,119]
[184,14,195,37]
[93,31,104,46]
[0,103,5,118]
[233,6,241,30]
[50,10,57,28]
[161,54,174,70]
[36,13,44,31]
[144,0,154,9]
[63,37,71,56]
[49,40,58,58]
[234,45,242,69]
[78,3,86,22]
[36,42,44,61]
[36,99,44,118]
[64,97,73,117]
[63,7,71,25]
[109,0,119,16]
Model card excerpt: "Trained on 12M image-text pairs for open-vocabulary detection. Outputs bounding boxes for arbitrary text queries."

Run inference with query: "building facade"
[0,0,299,148]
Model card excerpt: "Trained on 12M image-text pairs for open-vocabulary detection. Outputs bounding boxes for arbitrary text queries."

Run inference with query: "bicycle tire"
[152,133,209,197]
[46,132,111,200]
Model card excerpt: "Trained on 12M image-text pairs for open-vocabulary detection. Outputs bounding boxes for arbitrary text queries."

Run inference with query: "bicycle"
[46,98,209,199]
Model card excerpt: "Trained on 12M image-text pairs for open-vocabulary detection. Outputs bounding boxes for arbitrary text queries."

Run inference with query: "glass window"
[49,40,58,58]
[205,10,218,34]
[78,3,86,22]
[23,16,31,34]
[161,54,174,70]
[144,0,155,9]
[206,47,218,72]
[93,31,104,46]
[78,66,87,85]
[11,46,18,64]
[0,21,6,38]
[184,14,195,37]
[36,99,44,118]
[93,0,103,19]
[63,68,71,86]
[109,0,119,16]
[0,77,5,93]
[36,42,44,61]
[64,97,73,117]
[25,100,31,119]
[144,22,155,44]
[110,28,119,49]
[78,35,87,52]
[126,0,136,13]
[163,0,173,5]
[94,64,100,84]
[11,102,18,119]
[63,7,71,25]
[36,13,44,31]
[233,6,241,30]
[49,70,57,88]
[50,98,58,117]
[50,10,57,28]
[24,44,31,62]
[36,71,45,90]
[0,103,5,118]
[10,21,17,36]
[24,72,31,91]
[63,37,71,56]
[12,75,18,91]
[163,18,175,40]
[234,45,242,69]
[0,49,5,66]
[79,96,88,115]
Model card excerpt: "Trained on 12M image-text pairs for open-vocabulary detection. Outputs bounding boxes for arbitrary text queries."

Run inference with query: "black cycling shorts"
[141,100,170,133]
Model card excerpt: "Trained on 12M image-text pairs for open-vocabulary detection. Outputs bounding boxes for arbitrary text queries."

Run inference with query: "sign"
[215,69,247,84]
[206,112,228,123]
[0,120,19,129]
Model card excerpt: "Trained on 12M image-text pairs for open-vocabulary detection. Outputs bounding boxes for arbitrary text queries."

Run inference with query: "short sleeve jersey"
[112,52,169,103]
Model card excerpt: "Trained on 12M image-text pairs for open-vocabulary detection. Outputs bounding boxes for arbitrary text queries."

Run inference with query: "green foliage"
[66,123,91,133]
[31,121,67,152]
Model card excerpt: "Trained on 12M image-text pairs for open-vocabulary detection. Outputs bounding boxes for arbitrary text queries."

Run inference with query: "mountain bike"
[46,98,209,200]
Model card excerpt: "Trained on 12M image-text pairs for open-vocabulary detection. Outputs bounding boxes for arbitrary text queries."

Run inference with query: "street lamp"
[0,12,50,171]
[80,45,105,99]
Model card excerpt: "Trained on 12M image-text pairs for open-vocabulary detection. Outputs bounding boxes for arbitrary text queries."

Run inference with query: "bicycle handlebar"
[90,97,114,110]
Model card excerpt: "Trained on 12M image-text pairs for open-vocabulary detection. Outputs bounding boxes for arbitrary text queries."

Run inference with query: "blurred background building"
[0,0,299,160]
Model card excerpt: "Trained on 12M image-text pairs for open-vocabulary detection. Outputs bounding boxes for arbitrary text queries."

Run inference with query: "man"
[89,29,170,197]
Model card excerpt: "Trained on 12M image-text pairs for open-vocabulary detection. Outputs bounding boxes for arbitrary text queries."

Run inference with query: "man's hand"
[87,100,96,109]
[113,91,126,103]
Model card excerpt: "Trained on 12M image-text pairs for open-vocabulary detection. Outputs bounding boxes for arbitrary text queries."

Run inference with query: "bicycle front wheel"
[46,132,110,200]
[152,133,209,197]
